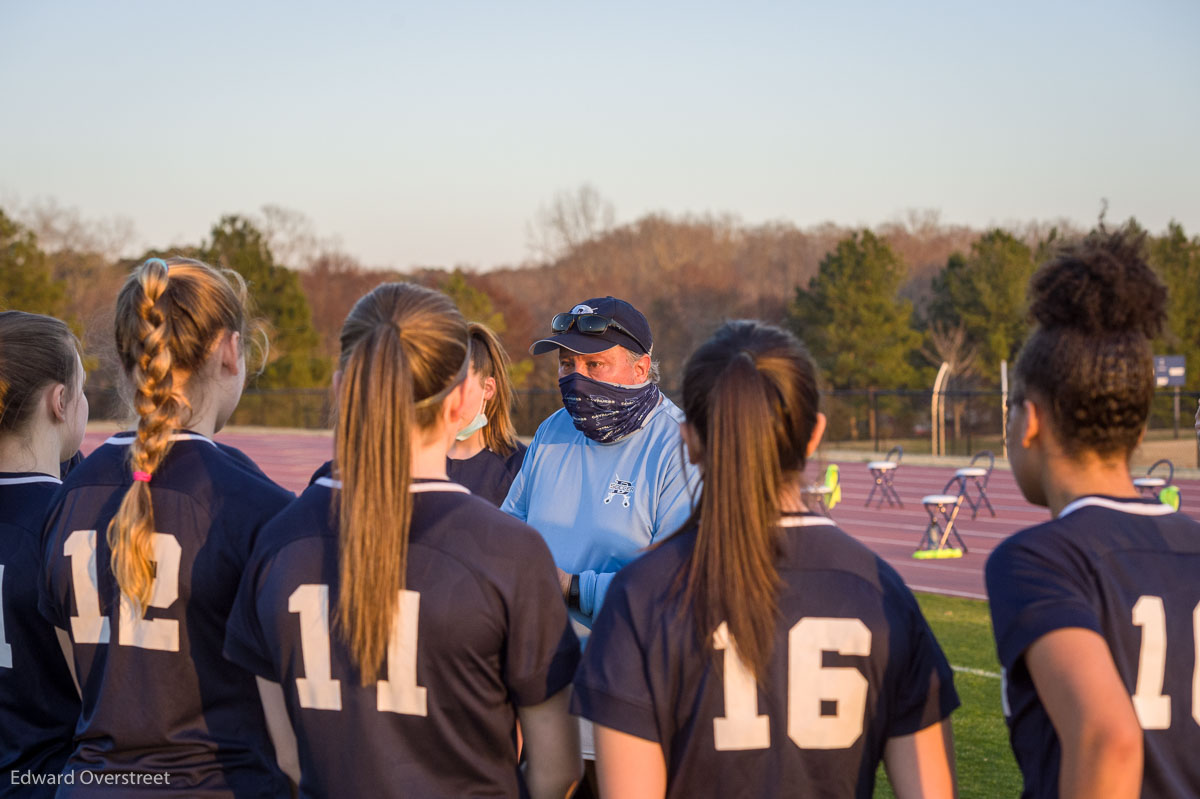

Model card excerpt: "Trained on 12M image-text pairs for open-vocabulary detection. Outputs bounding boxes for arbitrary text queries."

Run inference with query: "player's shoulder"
[780,516,898,593]
[61,434,128,487]
[0,475,63,562]
[414,483,556,566]
[425,484,546,541]
[91,431,293,518]
[504,440,528,471]
[0,474,63,533]
[990,495,1175,563]
[251,477,337,565]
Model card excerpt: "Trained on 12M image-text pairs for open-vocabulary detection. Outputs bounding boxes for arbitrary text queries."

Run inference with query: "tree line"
[2,198,1198,431]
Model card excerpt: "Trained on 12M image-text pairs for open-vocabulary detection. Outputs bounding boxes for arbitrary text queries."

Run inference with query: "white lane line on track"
[953,665,1001,679]
[907,584,988,600]
[835,517,1014,541]
[851,535,995,559]
[895,560,984,575]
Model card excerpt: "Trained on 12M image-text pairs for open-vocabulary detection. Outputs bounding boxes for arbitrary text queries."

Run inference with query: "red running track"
[82,429,1200,601]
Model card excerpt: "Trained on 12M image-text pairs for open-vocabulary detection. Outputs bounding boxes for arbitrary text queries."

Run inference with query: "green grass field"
[874,593,1023,798]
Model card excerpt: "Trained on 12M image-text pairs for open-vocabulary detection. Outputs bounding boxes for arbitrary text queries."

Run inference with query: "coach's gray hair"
[624,345,660,384]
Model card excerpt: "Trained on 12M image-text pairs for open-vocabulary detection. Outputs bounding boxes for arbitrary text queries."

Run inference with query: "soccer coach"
[501,296,699,633]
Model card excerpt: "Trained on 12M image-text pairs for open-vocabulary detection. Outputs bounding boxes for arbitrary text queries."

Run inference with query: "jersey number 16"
[713,617,871,751]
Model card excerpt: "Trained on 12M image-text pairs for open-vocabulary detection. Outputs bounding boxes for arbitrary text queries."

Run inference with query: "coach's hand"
[557,567,571,599]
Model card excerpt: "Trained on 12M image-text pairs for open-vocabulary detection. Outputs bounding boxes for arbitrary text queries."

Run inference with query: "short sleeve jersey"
[1,474,80,797]
[446,441,527,506]
[572,513,959,799]
[224,469,581,799]
[501,398,700,627]
[986,495,1200,799]
[38,432,294,797]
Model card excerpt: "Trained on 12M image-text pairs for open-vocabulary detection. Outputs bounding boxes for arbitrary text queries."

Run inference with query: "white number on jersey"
[289,584,428,716]
[64,530,111,644]
[713,617,871,751]
[64,529,181,651]
[1131,595,1200,729]
[0,565,12,669]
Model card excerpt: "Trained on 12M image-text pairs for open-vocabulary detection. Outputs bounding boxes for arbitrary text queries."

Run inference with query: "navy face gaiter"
[559,372,661,443]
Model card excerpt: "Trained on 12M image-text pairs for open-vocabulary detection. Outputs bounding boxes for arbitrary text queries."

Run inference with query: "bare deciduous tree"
[258,204,332,270]
[21,197,135,260]
[525,184,616,262]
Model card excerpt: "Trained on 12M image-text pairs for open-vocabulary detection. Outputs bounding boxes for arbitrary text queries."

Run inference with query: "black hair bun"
[1028,226,1166,338]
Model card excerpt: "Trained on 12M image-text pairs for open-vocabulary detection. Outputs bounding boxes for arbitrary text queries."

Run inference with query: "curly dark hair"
[1012,224,1167,456]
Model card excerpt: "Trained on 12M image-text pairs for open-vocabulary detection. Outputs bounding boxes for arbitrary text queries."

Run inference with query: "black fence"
[822,389,1004,456]
[822,388,1199,456]
[87,385,1200,456]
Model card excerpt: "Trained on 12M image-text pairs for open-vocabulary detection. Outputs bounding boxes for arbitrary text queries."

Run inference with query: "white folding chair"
[914,477,968,559]
[953,450,996,520]
[865,446,903,509]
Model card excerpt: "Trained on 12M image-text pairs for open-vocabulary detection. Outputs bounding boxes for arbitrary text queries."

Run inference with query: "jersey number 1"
[288,584,427,716]
[1130,595,1200,729]
[713,617,871,751]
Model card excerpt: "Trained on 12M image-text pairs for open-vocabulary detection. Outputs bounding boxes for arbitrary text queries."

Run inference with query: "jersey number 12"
[64,529,181,651]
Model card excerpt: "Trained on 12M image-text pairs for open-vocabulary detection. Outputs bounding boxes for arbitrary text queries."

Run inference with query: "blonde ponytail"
[333,283,467,684]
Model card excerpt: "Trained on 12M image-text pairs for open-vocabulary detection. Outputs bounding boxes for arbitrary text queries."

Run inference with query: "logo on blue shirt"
[604,474,634,508]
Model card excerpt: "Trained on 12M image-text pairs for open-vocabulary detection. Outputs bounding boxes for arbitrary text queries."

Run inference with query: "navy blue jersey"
[225,467,580,799]
[37,432,294,797]
[986,495,1200,799]
[446,442,527,507]
[0,474,80,798]
[572,513,958,799]
[59,452,83,480]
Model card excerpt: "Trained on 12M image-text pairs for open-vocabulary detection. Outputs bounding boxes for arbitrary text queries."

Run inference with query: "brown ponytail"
[0,311,79,436]
[678,320,820,680]
[467,322,520,456]
[334,283,468,684]
[110,257,250,612]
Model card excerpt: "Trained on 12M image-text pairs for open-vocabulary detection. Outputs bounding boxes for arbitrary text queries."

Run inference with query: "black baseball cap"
[529,296,653,356]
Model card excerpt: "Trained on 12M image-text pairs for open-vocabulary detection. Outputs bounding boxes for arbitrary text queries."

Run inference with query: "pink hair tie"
[132,471,152,483]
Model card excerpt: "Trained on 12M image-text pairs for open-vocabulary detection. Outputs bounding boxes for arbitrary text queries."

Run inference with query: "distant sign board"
[1154,355,1185,387]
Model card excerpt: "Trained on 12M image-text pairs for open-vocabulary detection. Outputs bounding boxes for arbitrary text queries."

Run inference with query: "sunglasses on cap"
[550,312,650,354]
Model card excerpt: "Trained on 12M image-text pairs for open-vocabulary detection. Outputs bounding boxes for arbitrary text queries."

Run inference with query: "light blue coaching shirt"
[501,396,700,632]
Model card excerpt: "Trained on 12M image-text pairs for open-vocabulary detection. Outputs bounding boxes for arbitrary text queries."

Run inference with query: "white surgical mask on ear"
[455,395,489,441]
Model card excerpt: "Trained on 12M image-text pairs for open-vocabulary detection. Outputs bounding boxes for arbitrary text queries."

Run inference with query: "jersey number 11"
[289,584,428,716]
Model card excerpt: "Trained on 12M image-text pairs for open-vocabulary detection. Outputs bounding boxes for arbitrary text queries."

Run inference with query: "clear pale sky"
[2,0,1197,270]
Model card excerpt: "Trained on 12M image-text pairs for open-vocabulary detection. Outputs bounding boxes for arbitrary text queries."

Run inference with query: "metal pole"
[1174,386,1180,439]
[873,390,880,453]
[966,392,972,455]
[932,363,949,457]
[1000,360,1008,459]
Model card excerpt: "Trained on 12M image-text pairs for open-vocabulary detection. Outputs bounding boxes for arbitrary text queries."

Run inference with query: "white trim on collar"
[314,476,470,495]
[104,432,217,447]
[1058,496,1174,519]
[0,474,62,486]
[779,515,837,528]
